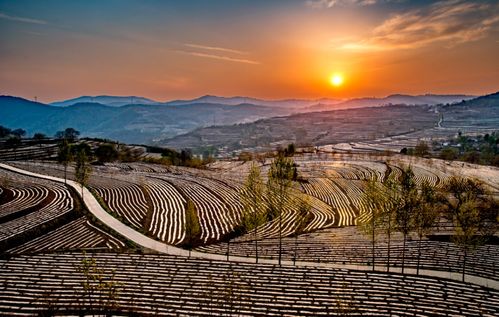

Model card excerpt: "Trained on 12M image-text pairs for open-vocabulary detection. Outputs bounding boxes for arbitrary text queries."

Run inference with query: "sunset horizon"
[2,0,498,103]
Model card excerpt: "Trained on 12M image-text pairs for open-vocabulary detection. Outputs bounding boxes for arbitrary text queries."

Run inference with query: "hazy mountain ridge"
[165,95,343,109]
[0,96,288,144]
[50,95,160,107]
[0,92,491,146]
[308,94,475,111]
[50,93,474,110]
[160,104,439,152]
[160,92,498,152]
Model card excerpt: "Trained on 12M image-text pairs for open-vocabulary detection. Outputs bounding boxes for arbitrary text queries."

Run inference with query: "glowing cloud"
[341,0,499,51]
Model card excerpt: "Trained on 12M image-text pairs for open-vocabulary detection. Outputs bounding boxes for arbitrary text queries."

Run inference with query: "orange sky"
[1,0,498,102]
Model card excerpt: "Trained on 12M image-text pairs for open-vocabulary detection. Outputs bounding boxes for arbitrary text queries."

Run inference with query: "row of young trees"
[0,126,79,143]
[237,159,497,277]
[238,154,311,265]
[57,135,92,199]
[360,167,498,280]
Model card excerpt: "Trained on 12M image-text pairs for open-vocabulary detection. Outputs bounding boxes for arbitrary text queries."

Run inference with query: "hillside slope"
[160,105,439,151]
[160,93,498,153]
[0,96,288,144]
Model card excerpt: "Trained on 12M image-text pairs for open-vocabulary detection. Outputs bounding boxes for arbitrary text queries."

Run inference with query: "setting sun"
[330,73,344,87]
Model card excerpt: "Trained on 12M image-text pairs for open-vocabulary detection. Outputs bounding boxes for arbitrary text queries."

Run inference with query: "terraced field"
[197,226,499,281]
[7,151,498,248]
[1,152,498,315]
[0,167,126,254]
[1,252,498,316]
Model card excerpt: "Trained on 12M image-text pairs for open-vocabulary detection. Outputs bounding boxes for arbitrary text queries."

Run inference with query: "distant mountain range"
[50,93,473,109]
[50,95,159,107]
[50,94,344,109]
[0,92,487,145]
[160,92,499,152]
[0,96,289,144]
[308,94,474,111]
[165,95,343,109]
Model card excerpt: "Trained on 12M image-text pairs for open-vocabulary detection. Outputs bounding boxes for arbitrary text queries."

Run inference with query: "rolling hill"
[308,94,475,112]
[165,95,343,109]
[160,93,498,153]
[50,95,160,107]
[0,96,289,144]
[0,93,491,147]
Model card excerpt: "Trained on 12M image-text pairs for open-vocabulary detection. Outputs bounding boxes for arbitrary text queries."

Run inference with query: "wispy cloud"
[174,50,260,65]
[340,0,499,51]
[306,0,377,8]
[174,43,260,65]
[0,11,47,25]
[184,43,247,55]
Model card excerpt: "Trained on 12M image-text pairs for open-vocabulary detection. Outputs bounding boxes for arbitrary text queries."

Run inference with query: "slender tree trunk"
[278,184,283,266]
[462,248,467,282]
[417,233,422,275]
[402,233,407,274]
[294,234,298,265]
[372,216,375,271]
[254,206,258,264]
[278,210,282,266]
[255,226,258,264]
[387,221,391,272]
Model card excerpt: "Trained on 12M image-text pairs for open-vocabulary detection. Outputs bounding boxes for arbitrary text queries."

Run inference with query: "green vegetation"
[442,177,499,281]
[95,143,119,163]
[57,139,73,183]
[141,146,214,168]
[5,136,21,158]
[359,176,394,271]
[414,140,430,157]
[75,148,92,198]
[404,132,499,166]
[293,195,312,265]
[360,166,450,273]
[393,167,418,273]
[413,181,441,274]
[55,127,80,142]
[240,163,267,263]
[184,200,201,251]
[277,143,296,157]
[267,154,297,265]
[76,253,122,314]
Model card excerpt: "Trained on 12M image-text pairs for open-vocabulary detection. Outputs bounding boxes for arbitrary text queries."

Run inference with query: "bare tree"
[76,253,122,315]
[267,154,296,265]
[293,194,312,265]
[443,177,499,281]
[412,180,441,275]
[394,166,417,273]
[184,199,201,255]
[379,175,399,272]
[57,139,73,184]
[240,162,266,263]
[75,148,91,199]
[359,176,389,271]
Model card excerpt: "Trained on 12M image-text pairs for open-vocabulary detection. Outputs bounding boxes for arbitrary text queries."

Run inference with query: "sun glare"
[330,73,344,87]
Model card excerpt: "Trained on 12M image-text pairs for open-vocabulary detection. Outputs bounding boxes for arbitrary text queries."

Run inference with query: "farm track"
[0,166,127,254]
